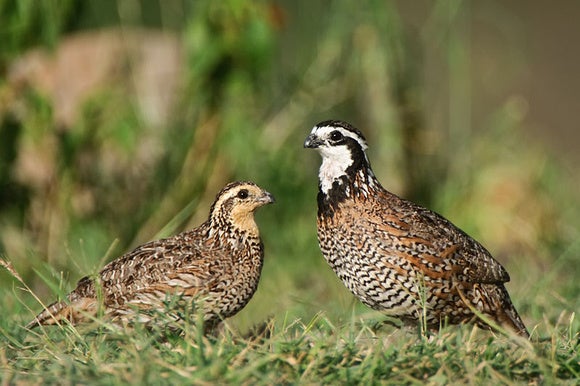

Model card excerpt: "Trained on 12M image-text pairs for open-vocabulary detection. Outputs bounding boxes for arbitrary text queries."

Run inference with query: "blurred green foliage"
[0,0,75,68]
[0,0,578,339]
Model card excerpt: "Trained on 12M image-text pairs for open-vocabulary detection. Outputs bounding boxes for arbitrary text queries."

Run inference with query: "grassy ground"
[1,290,578,384]
[1,1,579,384]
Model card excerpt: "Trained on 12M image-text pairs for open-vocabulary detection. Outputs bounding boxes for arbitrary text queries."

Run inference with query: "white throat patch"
[308,124,369,194]
[317,145,353,194]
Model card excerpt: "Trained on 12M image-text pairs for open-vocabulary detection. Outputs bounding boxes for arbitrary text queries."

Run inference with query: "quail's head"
[304,120,371,194]
[210,181,275,236]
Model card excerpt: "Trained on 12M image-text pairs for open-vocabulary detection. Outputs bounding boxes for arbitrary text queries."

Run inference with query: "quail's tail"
[26,300,68,329]
[26,297,97,329]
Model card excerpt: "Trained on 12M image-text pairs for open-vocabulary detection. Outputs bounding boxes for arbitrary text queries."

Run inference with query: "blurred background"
[0,0,578,333]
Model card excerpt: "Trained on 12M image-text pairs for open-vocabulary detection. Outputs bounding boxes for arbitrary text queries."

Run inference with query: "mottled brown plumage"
[305,120,529,337]
[27,181,274,331]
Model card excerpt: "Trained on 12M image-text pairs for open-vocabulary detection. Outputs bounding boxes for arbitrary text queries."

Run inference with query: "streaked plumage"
[27,181,274,332]
[305,120,528,337]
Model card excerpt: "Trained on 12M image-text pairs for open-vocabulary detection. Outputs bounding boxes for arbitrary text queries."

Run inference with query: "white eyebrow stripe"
[314,125,368,151]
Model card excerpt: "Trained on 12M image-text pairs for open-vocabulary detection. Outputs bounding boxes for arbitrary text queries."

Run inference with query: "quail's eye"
[330,130,343,141]
[237,189,249,199]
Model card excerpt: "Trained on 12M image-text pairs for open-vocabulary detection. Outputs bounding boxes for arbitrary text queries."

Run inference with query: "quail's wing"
[366,193,510,284]
[96,231,219,309]
[26,231,221,328]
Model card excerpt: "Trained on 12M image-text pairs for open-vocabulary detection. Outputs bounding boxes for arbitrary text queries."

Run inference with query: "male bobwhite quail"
[304,120,529,337]
[27,181,275,332]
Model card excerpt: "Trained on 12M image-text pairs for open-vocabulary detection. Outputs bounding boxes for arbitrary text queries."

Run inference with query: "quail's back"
[27,181,275,331]
[304,120,528,337]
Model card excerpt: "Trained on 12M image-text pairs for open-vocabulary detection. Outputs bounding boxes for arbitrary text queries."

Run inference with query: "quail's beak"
[260,191,276,205]
[304,134,322,149]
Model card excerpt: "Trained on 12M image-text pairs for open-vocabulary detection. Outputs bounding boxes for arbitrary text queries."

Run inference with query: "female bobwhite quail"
[27,181,275,332]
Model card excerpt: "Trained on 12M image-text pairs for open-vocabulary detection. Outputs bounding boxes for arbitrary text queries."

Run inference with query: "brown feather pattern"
[27,181,274,331]
[305,120,528,337]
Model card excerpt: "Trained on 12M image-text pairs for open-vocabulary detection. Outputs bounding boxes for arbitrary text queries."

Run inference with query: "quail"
[304,120,529,337]
[27,181,275,332]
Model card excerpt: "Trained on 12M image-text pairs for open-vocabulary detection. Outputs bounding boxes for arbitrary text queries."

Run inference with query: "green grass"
[1,303,578,384]
[1,1,579,384]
